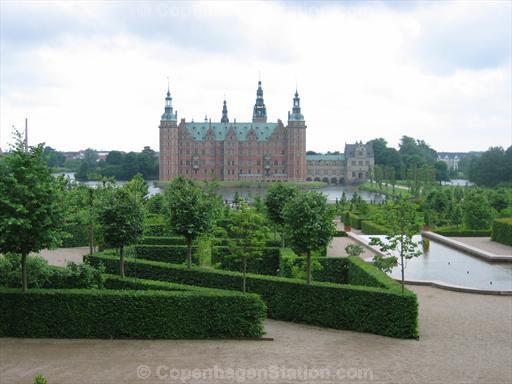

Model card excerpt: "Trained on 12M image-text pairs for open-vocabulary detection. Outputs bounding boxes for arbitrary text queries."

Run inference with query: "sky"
[0,0,511,153]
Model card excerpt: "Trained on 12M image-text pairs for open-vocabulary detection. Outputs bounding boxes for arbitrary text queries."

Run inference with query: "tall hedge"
[87,252,418,339]
[0,287,266,339]
[491,218,512,246]
[348,212,363,229]
[138,236,187,246]
[279,254,348,284]
[212,246,281,276]
[133,244,199,264]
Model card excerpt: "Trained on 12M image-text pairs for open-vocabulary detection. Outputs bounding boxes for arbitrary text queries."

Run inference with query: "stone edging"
[421,231,512,262]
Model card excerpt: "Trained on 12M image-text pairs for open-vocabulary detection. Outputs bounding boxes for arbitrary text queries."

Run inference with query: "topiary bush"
[0,287,266,339]
[491,218,512,246]
[212,246,280,276]
[87,252,418,339]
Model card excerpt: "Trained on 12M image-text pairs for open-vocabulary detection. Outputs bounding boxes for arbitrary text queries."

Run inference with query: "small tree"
[0,132,64,292]
[283,191,336,284]
[124,173,149,205]
[463,189,494,229]
[451,204,464,228]
[228,203,269,292]
[99,188,144,277]
[265,182,298,247]
[370,196,421,294]
[164,177,215,268]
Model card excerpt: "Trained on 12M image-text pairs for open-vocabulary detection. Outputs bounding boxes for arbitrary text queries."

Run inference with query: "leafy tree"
[283,191,336,284]
[82,148,98,169]
[468,146,511,187]
[145,193,164,214]
[164,177,215,268]
[99,188,144,277]
[370,196,421,294]
[75,161,90,181]
[265,182,298,247]
[124,173,149,204]
[463,189,494,230]
[43,146,66,169]
[374,164,384,189]
[434,161,449,183]
[0,132,65,292]
[228,204,269,292]
[487,189,509,213]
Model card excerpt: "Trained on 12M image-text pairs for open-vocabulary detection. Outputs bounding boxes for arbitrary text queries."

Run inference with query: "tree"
[164,177,215,268]
[374,164,384,189]
[0,132,64,292]
[124,173,149,205]
[463,189,494,230]
[99,188,144,277]
[283,191,336,284]
[265,182,298,247]
[487,189,509,213]
[370,196,421,294]
[468,147,511,187]
[434,161,449,183]
[228,204,269,292]
[451,204,463,228]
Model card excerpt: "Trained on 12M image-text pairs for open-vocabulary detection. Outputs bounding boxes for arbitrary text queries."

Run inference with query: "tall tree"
[0,132,64,292]
[463,189,494,230]
[469,146,511,187]
[265,182,298,247]
[99,188,144,277]
[283,191,336,284]
[164,177,215,268]
[228,204,269,292]
[370,196,422,294]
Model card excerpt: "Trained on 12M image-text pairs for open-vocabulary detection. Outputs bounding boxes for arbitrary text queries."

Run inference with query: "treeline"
[465,146,512,187]
[42,146,159,181]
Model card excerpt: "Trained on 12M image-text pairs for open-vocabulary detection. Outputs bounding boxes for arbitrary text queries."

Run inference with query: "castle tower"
[221,99,229,123]
[287,89,306,181]
[159,85,179,181]
[252,80,267,123]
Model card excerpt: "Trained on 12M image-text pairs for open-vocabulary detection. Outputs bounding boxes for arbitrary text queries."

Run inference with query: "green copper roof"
[306,154,345,161]
[185,122,278,141]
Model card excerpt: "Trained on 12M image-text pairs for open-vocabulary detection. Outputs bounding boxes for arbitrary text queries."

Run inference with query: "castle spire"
[252,80,267,123]
[221,99,229,123]
[288,89,304,121]
[161,83,177,121]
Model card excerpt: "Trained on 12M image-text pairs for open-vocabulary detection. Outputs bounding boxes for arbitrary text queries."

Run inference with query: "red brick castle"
[159,81,306,182]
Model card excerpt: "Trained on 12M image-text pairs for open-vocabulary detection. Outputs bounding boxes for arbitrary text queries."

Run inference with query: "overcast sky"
[1,0,511,153]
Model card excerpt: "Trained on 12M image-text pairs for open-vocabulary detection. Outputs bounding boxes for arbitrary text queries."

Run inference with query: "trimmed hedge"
[0,287,266,339]
[144,224,166,237]
[491,218,512,246]
[361,220,391,235]
[433,227,491,237]
[133,245,199,264]
[139,236,187,246]
[348,212,363,229]
[279,255,348,284]
[334,230,348,237]
[87,252,418,339]
[212,246,281,276]
[212,238,281,248]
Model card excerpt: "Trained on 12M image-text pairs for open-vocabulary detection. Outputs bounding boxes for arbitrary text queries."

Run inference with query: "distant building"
[437,152,473,171]
[159,81,306,182]
[306,142,374,184]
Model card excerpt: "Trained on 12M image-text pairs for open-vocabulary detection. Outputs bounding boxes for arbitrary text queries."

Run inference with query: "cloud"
[0,0,510,153]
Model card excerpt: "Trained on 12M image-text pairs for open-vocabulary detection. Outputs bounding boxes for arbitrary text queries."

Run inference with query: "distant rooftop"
[185,122,278,142]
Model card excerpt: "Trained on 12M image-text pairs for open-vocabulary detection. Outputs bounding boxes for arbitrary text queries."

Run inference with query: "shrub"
[212,246,280,275]
[491,218,512,246]
[61,222,89,247]
[138,236,187,245]
[87,252,418,338]
[333,230,348,237]
[433,227,491,237]
[133,244,199,264]
[280,255,348,284]
[143,224,166,237]
[0,287,266,339]
[361,220,391,235]
[0,255,104,289]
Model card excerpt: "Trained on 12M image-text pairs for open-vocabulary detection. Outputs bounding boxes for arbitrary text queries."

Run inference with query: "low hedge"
[144,224,166,237]
[491,218,512,246]
[212,238,281,247]
[361,220,391,235]
[139,236,187,246]
[212,246,281,276]
[0,287,266,339]
[133,244,199,264]
[334,230,348,237]
[87,252,418,339]
[433,227,491,237]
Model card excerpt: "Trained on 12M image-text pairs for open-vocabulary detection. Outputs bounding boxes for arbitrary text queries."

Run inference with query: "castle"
[159,81,373,184]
